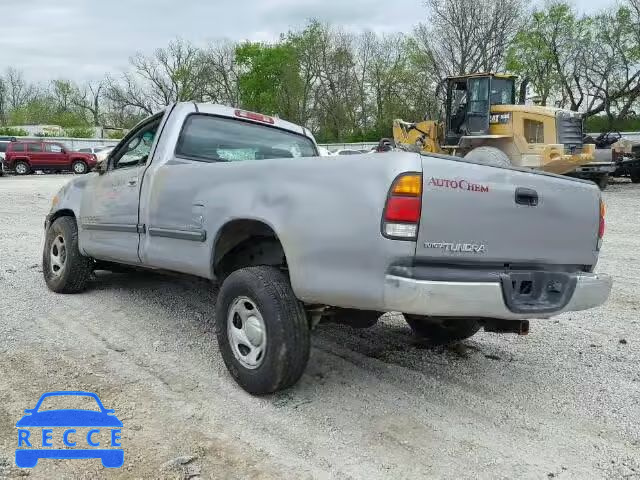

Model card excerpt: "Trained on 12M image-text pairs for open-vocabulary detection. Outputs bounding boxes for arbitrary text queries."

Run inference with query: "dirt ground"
[0,174,638,480]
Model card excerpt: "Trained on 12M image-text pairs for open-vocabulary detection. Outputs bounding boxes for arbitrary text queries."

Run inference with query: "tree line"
[0,0,639,141]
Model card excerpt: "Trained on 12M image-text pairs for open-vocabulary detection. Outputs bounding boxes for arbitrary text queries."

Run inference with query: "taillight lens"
[597,199,605,249]
[385,196,421,222]
[382,173,422,240]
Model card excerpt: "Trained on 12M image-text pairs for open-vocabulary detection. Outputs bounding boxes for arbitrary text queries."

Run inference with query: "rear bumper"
[383,272,612,320]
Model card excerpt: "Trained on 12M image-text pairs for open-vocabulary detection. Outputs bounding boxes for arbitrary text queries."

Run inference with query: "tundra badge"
[424,242,487,254]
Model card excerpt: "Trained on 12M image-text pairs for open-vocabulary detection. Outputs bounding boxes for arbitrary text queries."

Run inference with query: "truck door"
[465,76,490,135]
[79,116,161,264]
[27,142,46,168]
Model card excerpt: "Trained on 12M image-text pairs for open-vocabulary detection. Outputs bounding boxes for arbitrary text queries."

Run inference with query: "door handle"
[515,187,538,206]
[127,179,137,187]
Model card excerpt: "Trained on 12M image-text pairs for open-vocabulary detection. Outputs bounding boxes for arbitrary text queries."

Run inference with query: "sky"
[0,0,610,83]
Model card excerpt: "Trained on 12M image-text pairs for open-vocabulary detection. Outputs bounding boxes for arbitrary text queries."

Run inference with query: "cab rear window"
[175,114,318,162]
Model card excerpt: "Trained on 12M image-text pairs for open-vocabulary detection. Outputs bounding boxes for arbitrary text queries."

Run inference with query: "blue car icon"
[15,391,123,468]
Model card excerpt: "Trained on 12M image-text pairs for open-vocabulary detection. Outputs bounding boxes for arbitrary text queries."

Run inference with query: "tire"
[215,266,310,395]
[597,174,609,190]
[72,160,88,174]
[404,315,481,344]
[42,216,93,293]
[631,169,640,184]
[322,308,381,329]
[464,146,511,167]
[15,161,30,175]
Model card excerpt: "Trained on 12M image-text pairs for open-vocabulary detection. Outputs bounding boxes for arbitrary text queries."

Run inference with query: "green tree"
[506,3,583,107]
[235,40,303,123]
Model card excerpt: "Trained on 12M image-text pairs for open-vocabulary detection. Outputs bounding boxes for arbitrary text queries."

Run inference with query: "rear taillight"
[597,198,605,249]
[382,173,422,240]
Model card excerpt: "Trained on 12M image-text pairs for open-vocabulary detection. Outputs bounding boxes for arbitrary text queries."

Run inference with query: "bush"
[35,132,64,138]
[62,127,95,138]
[585,115,640,133]
[0,127,29,137]
[106,130,125,139]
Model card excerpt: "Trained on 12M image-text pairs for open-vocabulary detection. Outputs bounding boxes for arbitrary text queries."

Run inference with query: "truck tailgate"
[417,156,601,267]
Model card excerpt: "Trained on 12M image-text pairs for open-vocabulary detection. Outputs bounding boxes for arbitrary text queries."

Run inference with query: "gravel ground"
[0,174,638,480]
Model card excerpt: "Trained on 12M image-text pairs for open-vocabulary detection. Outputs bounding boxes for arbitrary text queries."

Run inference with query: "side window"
[27,143,43,153]
[111,119,161,170]
[468,77,489,114]
[11,143,26,152]
[44,144,63,153]
[524,119,544,144]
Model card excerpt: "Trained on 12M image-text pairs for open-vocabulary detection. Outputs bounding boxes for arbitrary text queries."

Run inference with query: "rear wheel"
[464,146,511,167]
[42,216,93,293]
[215,266,310,395]
[15,161,30,175]
[72,160,88,174]
[404,315,481,344]
[631,169,640,183]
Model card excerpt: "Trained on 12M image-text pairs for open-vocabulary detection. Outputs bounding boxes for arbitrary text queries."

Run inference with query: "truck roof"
[191,103,314,140]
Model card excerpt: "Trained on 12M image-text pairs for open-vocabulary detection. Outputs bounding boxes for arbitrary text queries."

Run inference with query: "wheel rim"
[227,296,267,369]
[73,162,85,173]
[50,235,67,277]
[16,163,27,174]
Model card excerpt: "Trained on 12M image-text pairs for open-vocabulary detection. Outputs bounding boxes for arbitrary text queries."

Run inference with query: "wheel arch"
[212,218,288,279]
[49,208,76,226]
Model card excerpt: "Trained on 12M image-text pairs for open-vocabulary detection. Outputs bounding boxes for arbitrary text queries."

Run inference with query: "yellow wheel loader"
[392,73,608,183]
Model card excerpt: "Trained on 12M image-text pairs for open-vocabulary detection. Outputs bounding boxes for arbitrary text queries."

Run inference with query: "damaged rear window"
[176,114,318,162]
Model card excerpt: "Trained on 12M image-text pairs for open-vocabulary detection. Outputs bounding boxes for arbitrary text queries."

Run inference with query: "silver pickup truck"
[43,102,612,394]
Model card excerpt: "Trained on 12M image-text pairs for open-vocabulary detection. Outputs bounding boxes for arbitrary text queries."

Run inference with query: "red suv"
[4,141,97,175]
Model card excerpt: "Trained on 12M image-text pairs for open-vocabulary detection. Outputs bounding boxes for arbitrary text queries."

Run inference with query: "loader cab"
[444,74,516,145]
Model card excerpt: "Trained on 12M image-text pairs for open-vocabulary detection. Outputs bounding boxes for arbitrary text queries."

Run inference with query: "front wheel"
[404,315,481,344]
[631,169,640,184]
[42,216,93,293]
[215,266,310,395]
[72,160,88,174]
[15,161,30,175]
